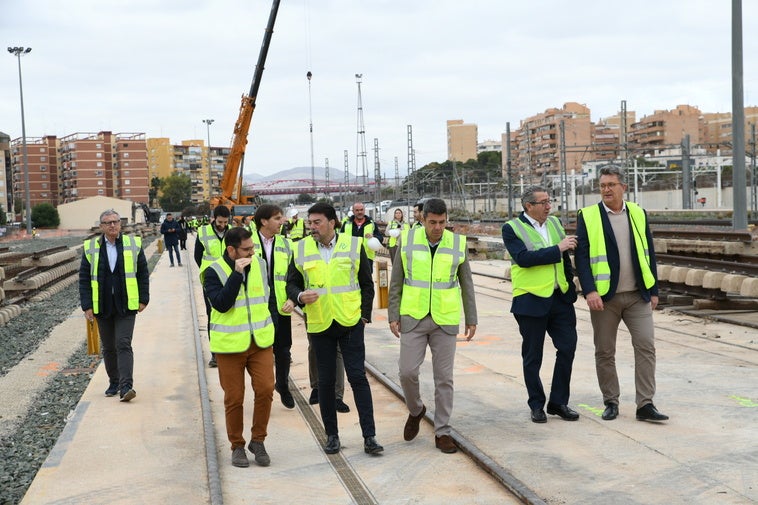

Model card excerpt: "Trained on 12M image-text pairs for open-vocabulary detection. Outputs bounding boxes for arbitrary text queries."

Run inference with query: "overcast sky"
[2,0,757,179]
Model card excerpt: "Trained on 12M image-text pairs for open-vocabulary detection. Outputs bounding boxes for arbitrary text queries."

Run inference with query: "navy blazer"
[502,213,577,318]
[574,202,658,303]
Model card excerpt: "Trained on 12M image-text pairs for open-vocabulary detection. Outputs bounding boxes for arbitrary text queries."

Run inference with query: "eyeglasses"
[101,220,121,226]
[600,183,622,190]
[530,200,551,206]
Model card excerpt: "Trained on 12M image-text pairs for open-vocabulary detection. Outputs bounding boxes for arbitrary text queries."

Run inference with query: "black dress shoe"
[546,402,580,421]
[636,403,669,422]
[324,434,340,454]
[531,408,547,423]
[309,389,319,405]
[335,399,350,413]
[602,403,619,421]
[279,389,295,409]
[364,436,384,455]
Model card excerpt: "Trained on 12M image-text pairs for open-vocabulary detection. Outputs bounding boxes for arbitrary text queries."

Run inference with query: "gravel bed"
[0,233,157,505]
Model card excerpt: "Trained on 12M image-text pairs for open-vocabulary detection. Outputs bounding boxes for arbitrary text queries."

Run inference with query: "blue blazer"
[502,213,577,318]
[574,202,658,303]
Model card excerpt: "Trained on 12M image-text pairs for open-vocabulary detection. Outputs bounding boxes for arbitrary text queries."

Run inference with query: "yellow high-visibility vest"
[505,215,569,298]
[343,220,377,260]
[252,232,293,316]
[388,220,409,248]
[84,235,142,314]
[197,223,228,281]
[399,227,466,326]
[293,234,362,333]
[208,257,275,351]
[580,202,655,296]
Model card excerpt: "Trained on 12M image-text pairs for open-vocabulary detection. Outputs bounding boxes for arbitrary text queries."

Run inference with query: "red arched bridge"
[244,178,377,195]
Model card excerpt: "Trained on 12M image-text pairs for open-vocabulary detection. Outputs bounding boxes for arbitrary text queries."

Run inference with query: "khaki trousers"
[398,315,457,436]
[216,343,274,449]
[590,291,657,408]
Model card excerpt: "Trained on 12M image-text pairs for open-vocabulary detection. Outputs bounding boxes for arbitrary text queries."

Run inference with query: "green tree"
[31,203,60,228]
[158,174,193,211]
[296,193,316,204]
[0,205,7,225]
[149,177,162,207]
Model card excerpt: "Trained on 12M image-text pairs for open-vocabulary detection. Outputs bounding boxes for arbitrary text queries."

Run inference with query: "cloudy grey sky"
[2,0,757,179]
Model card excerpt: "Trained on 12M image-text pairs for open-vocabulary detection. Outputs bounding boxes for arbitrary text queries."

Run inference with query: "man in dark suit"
[575,165,667,423]
[502,186,579,423]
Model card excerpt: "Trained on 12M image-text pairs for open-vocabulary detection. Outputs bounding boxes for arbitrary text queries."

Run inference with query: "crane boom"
[213,0,281,210]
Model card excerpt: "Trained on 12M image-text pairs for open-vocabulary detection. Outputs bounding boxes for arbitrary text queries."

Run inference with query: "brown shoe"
[435,434,457,454]
[403,405,426,441]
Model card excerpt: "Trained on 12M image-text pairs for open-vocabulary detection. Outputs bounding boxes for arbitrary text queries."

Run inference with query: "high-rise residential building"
[477,139,502,154]
[11,135,58,210]
[0,132,11,217]
[513,102,592,183]
[700,106,758,154]
[447,119,478,163]
[59,131,148,204]
[628,105,701,155]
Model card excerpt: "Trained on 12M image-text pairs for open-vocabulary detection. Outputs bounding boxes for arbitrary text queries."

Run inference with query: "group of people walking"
[79,165,666,472]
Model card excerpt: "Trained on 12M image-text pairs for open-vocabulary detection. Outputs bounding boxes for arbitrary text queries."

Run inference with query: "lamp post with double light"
[8,46,32,235]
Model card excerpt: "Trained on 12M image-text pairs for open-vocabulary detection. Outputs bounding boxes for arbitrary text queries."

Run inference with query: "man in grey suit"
[388,198,477,454]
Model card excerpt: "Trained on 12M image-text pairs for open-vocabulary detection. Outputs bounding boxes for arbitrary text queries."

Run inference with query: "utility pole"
[307,71,316,195]
[373,138,381,208]
[506,122,513,218]
[355,74,368,186]
[202,118,215,201]
[559,120,568,225]
[682,134,692,209]
[394,156,399,200]
[343,149,349,215]
[407,125,415,202]
[732,0,748,229]
[751,123,757,214]
[8,46,32,234]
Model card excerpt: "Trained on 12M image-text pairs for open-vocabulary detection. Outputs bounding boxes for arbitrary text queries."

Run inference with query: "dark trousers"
[310,321,375,438]
[166,241,181,265]
[272,311,292,392]
[97,312,137,391]
[514,296,577,411]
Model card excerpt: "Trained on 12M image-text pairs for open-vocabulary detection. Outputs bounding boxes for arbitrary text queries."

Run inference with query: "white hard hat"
[347,211,354,217]
[388,228,401,238]
[366,237,382,251]
[288,208,298,218]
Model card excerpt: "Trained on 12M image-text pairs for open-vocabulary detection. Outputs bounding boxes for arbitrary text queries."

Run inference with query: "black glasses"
[530,200,551,206]
[101,220,121,226]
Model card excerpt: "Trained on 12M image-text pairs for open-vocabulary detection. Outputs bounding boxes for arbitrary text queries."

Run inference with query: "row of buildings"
[448,103,758,181]
[2,102,757,222]
[0,131,227,221]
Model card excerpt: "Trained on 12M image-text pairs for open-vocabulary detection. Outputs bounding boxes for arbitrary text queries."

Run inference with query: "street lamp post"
[8,46,32,235]
[202,119,214,201]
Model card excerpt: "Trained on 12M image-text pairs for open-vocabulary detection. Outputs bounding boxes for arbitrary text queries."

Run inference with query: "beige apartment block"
[700,106,758,153]
[447,119,478,163]
[513,102,592,183]
[11,135,58,209]
[147,137,176,180]
[628,104,701,155]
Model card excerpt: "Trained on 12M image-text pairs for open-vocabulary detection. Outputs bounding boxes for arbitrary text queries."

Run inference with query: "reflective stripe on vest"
[505,216,569,298]
[343,221,377,260]
[252,232,293,315]
[293,234,362,333]
[580,202,655,296]
[288,218,305,240]
[198,224,228,281]
[399,227,466,326]
[208,257,275,352]
[84,235,142,314]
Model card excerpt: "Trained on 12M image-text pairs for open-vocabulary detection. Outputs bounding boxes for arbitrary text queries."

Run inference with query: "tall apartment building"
[447,119,478,162]
[10,135,59,211]
[59,131,148,204]
[0,132,10,216]
[700,106,758,153]
[628,105,701,155]
[513,102,592,182]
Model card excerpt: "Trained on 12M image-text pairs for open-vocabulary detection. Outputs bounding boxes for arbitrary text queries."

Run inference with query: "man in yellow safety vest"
[388,198,477,454]
[575,165,667,423]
